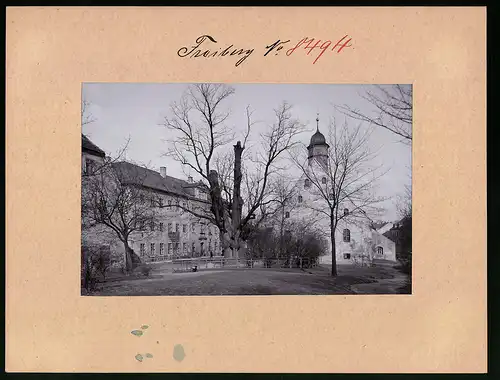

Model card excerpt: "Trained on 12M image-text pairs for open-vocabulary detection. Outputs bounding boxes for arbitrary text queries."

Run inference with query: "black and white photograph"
[81,83,412,296]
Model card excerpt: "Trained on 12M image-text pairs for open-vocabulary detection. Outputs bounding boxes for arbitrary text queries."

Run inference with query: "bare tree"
[336,85,412,144]
[160,84,304,257]
[81,157,158,273]
[291,119,388,276]
[266,176,299,258]
[82,99,97,126]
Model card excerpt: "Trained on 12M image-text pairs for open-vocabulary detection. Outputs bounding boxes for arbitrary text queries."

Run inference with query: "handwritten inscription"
[177,35,353,67]
[177,35,254,67]
[286,36,353,64]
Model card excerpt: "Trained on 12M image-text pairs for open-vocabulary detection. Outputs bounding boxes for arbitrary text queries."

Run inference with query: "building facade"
[81,135,221,267]
[284,120,396,264]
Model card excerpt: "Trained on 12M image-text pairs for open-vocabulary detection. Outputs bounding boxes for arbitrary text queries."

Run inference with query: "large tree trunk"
[231,141,244,259]
[330,226,338,277]
[123,240,133,273]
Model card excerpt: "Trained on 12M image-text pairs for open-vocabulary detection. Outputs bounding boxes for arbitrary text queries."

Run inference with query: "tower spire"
[316,113,320,132]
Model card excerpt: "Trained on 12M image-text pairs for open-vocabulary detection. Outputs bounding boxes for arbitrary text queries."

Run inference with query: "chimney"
[188,176,193,183]
[160,166,166,178]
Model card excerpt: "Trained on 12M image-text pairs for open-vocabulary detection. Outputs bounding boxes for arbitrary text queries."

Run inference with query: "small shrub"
[139,264,153,277]
[396,257,412,275]
[81,245,100,291]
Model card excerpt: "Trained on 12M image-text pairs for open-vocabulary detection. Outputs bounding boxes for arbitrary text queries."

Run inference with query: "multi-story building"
[81,134,221,267]
[283,119,396,264]
[115,161,221,261]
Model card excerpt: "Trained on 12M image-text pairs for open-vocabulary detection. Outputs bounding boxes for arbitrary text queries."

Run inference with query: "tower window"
[304,179,311,188]
[322,177,327,184]
[377,246,384,256]
[298,195,303,203]
[343,229,351,242]
[285,211,290,218]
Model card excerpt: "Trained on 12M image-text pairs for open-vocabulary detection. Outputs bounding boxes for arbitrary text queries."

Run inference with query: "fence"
[167,256,320,272]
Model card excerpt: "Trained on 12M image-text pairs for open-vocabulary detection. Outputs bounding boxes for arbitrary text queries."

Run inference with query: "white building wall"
[284,156,396,264]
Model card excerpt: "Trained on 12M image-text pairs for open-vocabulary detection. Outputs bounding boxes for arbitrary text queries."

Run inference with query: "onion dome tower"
[307,114,329,168]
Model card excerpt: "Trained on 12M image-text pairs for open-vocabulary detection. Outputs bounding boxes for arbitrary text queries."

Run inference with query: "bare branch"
[335,85,412,143]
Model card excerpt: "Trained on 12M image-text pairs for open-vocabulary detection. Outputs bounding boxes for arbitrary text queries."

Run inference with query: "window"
[183,243,187,254]
[168,223,172,232]
[168,243,172,256]
[159,222,164,232]
[175,243,179,254]
[159,243,165,255]
[192,242,196,255]
[343,253,351,260]
[150,221,155,231]
[192,222,196,232]
[343,229,351,242]
[285,211,290,218]
[175,223,179,232]
[322,177,327,184]
[85,159,95,175]
[183,224,187,233]
[150,243,156,255]
[377,246,384,256]
[298,195,303,203]
[140,243,145,256]
[304,179,311,188]
[343,208,349,216]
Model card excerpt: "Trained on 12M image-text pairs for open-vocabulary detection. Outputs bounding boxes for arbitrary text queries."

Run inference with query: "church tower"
[307,115,329,169]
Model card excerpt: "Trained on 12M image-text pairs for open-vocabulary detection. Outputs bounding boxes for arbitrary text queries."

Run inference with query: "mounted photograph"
[81,83,412,296]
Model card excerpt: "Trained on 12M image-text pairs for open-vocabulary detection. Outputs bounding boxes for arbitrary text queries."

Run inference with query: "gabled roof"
[82,134,106,158]
[112,161,208,200]
[372,221,389,230]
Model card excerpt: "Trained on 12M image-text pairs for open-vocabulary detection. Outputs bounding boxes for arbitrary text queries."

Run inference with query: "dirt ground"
[86,262,410,296]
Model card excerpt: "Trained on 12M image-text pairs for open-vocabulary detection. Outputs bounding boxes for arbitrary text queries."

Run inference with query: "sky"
[82,83,412,221]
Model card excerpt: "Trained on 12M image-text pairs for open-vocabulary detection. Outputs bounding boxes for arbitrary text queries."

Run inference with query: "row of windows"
[140,241,219,256]
[303,177,328,188]
[137,221,215,235]
[141,191,209,209]
[141,195,188,210]
[342,247,384,260]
